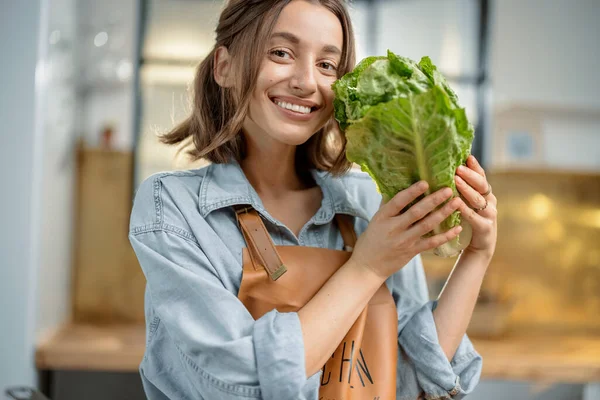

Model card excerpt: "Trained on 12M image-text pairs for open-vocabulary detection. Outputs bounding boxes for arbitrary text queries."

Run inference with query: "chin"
[270,126,318,146]
[269,116,330,146]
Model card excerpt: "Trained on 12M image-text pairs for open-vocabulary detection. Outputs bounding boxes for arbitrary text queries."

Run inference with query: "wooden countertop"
[36,324,145,372]
[473,331,600,383]
[36,324,600,382]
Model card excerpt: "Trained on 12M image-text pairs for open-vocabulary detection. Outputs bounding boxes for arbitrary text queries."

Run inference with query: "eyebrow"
[270,31,342,56]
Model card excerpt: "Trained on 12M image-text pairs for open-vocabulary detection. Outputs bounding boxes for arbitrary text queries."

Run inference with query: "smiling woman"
[129,1,484,399]
[160,0,356,177]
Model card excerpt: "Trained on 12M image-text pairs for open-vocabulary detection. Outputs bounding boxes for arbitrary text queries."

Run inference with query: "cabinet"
[72,147,145,324]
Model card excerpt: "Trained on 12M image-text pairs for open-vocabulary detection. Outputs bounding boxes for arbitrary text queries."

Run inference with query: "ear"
[214,46,234,88]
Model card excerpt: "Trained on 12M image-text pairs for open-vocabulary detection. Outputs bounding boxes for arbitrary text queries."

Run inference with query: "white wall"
[491,0,600,110]
[82,87,134,150]
[35,0,78,344]
[347,1,369,65]
[77,0,137,151]
[374,0,478,78]
[542,114,600,170]
[490,0,600,172]
[0,0,45,391]
[0,0,81,391]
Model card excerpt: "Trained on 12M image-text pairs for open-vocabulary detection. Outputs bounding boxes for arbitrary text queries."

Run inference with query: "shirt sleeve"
[130,228,312,400]
[391,255,483,400]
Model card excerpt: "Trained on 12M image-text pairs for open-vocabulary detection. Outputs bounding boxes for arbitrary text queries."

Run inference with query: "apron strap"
[234,205,287,281]
[334,214,357,252]
[233,206,357,279]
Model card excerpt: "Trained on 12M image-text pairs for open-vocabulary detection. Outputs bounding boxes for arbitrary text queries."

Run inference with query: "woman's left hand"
[454,155,498,261]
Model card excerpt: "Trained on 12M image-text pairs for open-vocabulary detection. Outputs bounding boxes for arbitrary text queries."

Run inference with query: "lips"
[270,96,321,114]
[273,99,312,115]
[269,96,322,121]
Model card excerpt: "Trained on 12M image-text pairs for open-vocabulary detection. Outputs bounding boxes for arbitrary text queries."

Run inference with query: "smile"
[273,99,313,114]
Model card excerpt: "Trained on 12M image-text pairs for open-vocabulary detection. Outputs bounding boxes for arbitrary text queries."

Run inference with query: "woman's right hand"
[349,181,463,280]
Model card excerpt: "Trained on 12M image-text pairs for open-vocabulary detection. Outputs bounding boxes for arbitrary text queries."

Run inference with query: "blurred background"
[0,0,598,399]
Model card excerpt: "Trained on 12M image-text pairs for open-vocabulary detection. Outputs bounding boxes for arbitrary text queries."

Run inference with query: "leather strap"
[234,206,287,280]
[234,205,357,279]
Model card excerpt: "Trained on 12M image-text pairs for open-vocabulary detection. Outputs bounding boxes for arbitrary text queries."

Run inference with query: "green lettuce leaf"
[333,51,475,257]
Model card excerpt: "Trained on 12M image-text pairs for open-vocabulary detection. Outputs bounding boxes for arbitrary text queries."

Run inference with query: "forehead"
[272,0,343,50]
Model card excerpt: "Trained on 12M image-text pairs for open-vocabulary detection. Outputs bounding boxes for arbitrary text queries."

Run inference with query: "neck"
[239,134,313,200]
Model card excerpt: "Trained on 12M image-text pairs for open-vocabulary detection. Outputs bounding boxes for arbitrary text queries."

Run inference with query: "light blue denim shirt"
[129,159,482,400]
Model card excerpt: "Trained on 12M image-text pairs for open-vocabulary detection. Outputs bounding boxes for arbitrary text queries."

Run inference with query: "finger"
[456,198,489,226]
[455,175,487,210]
[406,197,462,238]
[415,225,462,254]
[466,155,486,177]
[486,192,498,207]
[380,181,429,218]
[397,187,453,228]
[456,164,488,194]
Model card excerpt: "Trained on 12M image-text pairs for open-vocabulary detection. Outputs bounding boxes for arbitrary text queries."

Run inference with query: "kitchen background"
[1,0,599,399]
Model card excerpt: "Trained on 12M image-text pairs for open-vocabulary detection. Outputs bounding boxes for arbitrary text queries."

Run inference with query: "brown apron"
[234,205,398,400]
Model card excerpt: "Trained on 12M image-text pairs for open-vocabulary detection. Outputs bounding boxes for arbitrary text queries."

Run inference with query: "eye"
[270,49,292,59]
[318,61,337,72]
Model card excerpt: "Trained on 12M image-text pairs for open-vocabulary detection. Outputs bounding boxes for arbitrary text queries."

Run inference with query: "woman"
[129,0,497,399]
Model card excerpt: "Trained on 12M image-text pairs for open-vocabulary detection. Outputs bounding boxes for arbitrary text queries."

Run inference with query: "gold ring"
[482,184,492,197]
[472,197,488,212]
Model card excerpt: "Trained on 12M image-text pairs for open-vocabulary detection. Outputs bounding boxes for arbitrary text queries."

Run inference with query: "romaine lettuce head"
[333,51,474,257]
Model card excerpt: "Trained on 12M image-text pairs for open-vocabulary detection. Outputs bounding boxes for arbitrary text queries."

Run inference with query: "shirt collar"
[198,159,370,225]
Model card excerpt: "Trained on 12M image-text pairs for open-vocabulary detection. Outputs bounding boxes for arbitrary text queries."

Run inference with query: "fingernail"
[418,181,428,190]
[457,165,465,171]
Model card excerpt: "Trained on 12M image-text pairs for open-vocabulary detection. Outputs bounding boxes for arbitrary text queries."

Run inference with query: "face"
[243,0,344,147]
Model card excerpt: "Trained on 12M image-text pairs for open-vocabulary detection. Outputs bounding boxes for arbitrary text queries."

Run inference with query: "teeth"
[274,100,312,114]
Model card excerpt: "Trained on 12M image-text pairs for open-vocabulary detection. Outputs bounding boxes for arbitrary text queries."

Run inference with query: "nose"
[289,59,317,95]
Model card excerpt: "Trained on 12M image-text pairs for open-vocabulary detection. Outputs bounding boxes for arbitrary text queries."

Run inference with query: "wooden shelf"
[36,324,600,383]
